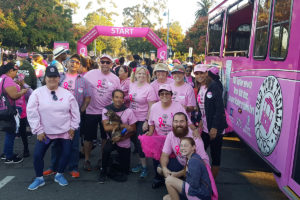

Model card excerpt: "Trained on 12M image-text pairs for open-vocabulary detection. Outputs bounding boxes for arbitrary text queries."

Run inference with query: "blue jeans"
[50,129,80,171]
[3,132,16,160]
[33,138,71,177]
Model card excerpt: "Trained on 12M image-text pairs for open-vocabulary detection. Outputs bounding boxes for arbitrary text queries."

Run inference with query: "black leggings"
[18,117,29,152]
[131,121,145,158]
[201,132,223,166]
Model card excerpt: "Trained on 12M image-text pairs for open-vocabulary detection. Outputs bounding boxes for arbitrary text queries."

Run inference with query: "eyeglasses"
[70,60,80,64]
[159,92,171,96]
[51,91,58,101]
[100,61,111,65]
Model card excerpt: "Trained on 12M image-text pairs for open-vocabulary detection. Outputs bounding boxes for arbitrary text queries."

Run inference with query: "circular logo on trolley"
[255,76,283,156]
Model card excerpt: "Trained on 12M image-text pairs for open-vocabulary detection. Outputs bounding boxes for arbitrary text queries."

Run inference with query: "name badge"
[207,92,212,99]
[78,88,83,93]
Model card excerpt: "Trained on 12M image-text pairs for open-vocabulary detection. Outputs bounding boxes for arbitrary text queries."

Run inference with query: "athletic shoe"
[131,164,142,173]
[140,167,148,178]
[4,155,23,164]
[70,171,80,178]
[43,169,56,176]
[83,160,92,171]
[98,171,107,184]
[28,178,45,190]
[0,153,6,160]
[54,174,68,186]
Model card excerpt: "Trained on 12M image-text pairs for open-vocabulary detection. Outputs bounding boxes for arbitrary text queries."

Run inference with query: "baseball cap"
[194,64,208,73]
[45,65,60,77]
[100,54,113,62]
[158,84,172,94]
[208,65,219,75]
[173,59,181,64]
[53,47,69,59]
[153,63,169,73]
[171,65,185,73]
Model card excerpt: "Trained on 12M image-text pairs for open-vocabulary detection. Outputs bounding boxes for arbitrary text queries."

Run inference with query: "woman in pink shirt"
[170,65,196,119]
[27,65,80,190]
[129,66,156,178]
[150,63,174,102]
[116,65,131,107]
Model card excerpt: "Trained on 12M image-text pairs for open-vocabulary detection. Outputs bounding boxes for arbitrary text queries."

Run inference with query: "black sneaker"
[5,155,23,164]
[98,171,107,184]
[0,153,6,160]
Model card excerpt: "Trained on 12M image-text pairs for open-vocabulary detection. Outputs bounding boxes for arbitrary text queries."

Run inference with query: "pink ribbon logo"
[129,94,133,102]
[159,117,165,127]
[197,94,201,103]
[175,145,181,156]
[63,82,68,89]
[97,80,102,88]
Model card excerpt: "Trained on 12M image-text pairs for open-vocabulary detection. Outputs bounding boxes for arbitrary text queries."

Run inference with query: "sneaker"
[98,171,107,184]
[131,164,142,173]
[83,160,92,171]
[0,153,6,160]
[4,155,23,164]
[140,167,148,178]
[70,171,80,178]
[43,169,56,176]
[28,178,45,190]
[54,174,68,186]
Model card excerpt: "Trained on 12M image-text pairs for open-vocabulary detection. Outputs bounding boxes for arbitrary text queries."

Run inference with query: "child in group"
[163,137,212,200]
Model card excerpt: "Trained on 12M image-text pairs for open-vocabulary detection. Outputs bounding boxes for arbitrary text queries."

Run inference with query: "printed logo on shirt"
[18,70,29,76]
[78,88,83,93]
[206,92,213,99]
[129,93,137,110]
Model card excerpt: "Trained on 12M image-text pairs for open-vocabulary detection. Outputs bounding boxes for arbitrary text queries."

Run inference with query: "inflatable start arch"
[77,26,167,60]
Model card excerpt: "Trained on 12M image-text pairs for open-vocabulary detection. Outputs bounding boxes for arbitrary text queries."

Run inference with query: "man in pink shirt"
[99,89,137,183]
[156,112,209,188]
[83,54,121,171]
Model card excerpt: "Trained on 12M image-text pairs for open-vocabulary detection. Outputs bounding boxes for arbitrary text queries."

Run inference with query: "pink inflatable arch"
[77,26,167,60]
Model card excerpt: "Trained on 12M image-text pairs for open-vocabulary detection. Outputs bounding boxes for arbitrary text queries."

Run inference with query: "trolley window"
[269,0,293,60]
[207,14,223,57]
[224,0,254,57]
[253,0,272,59]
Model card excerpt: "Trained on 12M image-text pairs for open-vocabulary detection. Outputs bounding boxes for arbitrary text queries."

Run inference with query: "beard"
[173,125,189,138]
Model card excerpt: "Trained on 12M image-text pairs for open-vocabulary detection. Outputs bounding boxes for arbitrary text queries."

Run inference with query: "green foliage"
[0,0,75,50]
[195,0,214,19]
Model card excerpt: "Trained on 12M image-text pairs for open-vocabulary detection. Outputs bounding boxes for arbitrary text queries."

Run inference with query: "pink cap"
[158,84,172,93]
[208,66,219,75]
[100,54,113,62]
[173,59,181,64]
[194,64,208,73]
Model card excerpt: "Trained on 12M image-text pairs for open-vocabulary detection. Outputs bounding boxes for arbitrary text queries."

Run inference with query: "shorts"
[83,114,106,141]
[201,132,223,166]
[158,157,184,172]
[181,182,201,200]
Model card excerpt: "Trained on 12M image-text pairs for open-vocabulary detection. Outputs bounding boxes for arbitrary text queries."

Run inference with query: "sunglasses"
[70,60,80,64]
[100,61,111,65]
[51,91,58,101]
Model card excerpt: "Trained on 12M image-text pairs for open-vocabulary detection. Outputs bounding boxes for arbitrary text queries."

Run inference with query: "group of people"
[0,46,228,200]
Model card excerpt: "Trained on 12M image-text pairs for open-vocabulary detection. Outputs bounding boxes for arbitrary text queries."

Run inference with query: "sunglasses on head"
[100,61,111,65]
[51,91,58,101]
[70,60,80,64]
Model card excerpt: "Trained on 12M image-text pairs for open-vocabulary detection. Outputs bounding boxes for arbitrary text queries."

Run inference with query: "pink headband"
[17,52,28,57]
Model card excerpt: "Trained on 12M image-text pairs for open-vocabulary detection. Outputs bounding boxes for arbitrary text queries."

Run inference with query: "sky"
[72,0,204,34]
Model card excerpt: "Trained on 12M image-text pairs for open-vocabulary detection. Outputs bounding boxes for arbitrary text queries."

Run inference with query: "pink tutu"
[205,163,218,200]
[225,110,233,134]
[138,134,167,160]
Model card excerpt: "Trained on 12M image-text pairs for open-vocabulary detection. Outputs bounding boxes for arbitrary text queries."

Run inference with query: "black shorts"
[83,114,106,141]
[201,132,223,166]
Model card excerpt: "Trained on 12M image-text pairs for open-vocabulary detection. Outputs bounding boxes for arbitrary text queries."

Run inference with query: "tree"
[84,12,122,56]
[195,0,214,19]
[0,0,77,50]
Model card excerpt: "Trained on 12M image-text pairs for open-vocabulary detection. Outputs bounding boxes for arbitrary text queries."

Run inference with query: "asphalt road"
[0,132,287,200]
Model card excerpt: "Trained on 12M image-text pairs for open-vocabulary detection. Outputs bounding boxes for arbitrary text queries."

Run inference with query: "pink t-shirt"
[162,129,209,166]
[148,101,192,136]
[128,82,156,121]
[84,70,121,115]
[197,86,208,133]
[186,76,194,88]
[102,107,137,148]
[62,73,77,95]
[0,74,21,106]
[120,78,130,107]
[150,78,174,101]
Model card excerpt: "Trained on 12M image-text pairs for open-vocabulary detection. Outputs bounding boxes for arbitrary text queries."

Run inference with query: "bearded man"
[158,112,210,179]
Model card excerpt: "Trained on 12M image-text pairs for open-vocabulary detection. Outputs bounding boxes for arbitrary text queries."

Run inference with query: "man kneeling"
[99,89,137,183]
